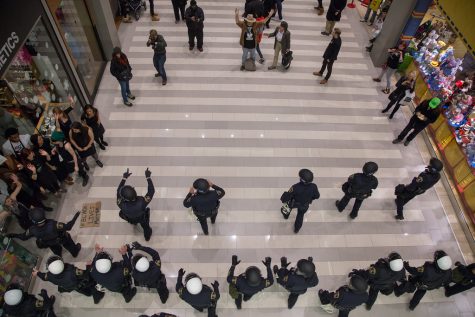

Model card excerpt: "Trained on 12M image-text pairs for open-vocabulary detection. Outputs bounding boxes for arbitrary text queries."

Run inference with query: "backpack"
[244,58,256,71]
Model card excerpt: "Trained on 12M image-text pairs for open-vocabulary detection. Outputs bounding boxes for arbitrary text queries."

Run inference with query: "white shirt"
[276,31,284,42]
[2,134,31,157]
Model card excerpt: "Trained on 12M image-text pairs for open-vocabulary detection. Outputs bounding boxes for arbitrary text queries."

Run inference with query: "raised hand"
[232,255,241,266]
[178,268,186,277]
[145,168,152,178]
[118,245,128,255]
[281,257,291,268]
[262,257,272,267]
[211,280,219,288]
[123,168,132,179]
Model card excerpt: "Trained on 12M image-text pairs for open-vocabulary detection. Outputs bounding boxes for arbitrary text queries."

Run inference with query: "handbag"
[119,69,133,81]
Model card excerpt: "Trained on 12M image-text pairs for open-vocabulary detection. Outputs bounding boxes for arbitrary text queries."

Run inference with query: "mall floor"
[31,1,475,316]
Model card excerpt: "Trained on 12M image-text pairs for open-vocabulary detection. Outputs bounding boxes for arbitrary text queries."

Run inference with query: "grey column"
[86,0,120,61]
[370,0,417,66]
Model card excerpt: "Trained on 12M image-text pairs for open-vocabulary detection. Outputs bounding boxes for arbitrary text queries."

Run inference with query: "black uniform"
[395,99,440,143]
[352,258,406,309]
[336,173,378,218]
[129,245,169,303]
[395,261,452,309]
[2,290,56,317]
[276,267,319,308]
[185,5,205,50]
[89,253,137,302]
[176,274,220,317]
[171,0,187,22]
[280,181,320,233]
[183,184,225,235]
[395,169,440,219]
[117,177,154,240]
[36,263,104,304]
[9,213,81,257]
[319,286,369,317]
[227,264,274,308]
[444,262,475,297]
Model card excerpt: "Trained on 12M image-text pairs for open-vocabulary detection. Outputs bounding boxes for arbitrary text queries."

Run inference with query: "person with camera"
[185,0,205,51]
[110,47,135,106]
[147,29,168,85]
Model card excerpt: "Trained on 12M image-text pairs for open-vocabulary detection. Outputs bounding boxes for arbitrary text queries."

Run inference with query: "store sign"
[0,32,20,69]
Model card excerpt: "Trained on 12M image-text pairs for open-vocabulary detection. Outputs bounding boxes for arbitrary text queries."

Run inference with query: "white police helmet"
[185,273,203,295]
[4,288,23,306]
[48,259,65,275]
[436,255,452,271]
[95,259,112,274]
[135,257,150,273]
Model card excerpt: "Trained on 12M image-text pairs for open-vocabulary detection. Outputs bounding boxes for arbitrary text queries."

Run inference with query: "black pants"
[319,59,335,80]
[120,284,137,302]
[366,285,394,309]
[149,0,155,15]
[45,234,81,257]
[396,116,427,142]
[382,96,404,118]
[171,0,185,21]
[445,283,474,297]
[188,27,204,49]
[395,193,416,218]
[337,193,363,218]
[197,211,218,235]
[156,277,170,303]
[317,0,323,7]
[293,205,309,233]
[409,288,427,309]
[288,293,300,309]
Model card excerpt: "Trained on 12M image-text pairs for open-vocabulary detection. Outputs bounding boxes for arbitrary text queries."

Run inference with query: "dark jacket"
[276,267,319,294]
[227,264,274,296]
[183,185,225,217]
[89,254,132,292]
[412,99,440,128]
[147,34,167,54]
[326,0,347,22]
[245,0,265,17]
[388,76,415,102]
[406,261,452,290]
[185,6,205,30]
[354,258,406,290]
[343,173,378,200]
[110,53,132,80]
[281,181,320,207]
[323,36,342,60]
[269,27,291,53]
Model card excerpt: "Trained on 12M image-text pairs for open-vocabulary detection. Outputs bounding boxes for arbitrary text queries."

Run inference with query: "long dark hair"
[83,104,99,121]
[71,121,89,137]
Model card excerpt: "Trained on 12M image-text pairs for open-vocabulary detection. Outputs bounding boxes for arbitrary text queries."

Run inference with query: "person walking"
[313,28,341,84]
[314,0,324,15]
[149,0,160,21]
[185,0,205,52]
[267,21,291,70]
[373,42,406,94]
[381,71,416,119]
[280,169,320,233]
[360,0,382,25]
[81,104,108,150]
[147,29,168,85]
[235,8,274,71]
[365,11,387,52]
[321,0,347,36]
[69,122,104,169]
[273,0,283,21]
[110,47,135,106]
[335,162,378,219]
[171,0,187,23]
[394,157,443,220]
[255,16,266,64]
[392,97,441,146]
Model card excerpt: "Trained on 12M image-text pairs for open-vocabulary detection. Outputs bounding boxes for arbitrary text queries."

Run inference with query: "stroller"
[119,0,147,21]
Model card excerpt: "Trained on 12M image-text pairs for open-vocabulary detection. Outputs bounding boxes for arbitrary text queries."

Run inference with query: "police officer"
[274,256,319,309]
[183,178,225,235]
[395,250,452,310]
[117,168,155,241]
[2,284,56,317]
[8,208,81,257]
[88,244,137,303]
[350,252,406,310]
[227,255,273,309]
[176,268,220,317]
[128,241,169,303]
[280,169,320,233]
[318,275,369,317]
[394,157,443,220]
[33,255,105,304]
[444,262,475,297]
[335,162,378,219]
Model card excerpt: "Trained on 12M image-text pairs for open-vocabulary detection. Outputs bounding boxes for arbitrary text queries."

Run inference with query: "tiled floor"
[29,1,475,316]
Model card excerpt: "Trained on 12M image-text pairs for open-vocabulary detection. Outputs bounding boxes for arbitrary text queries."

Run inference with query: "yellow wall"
[435,0,475,56]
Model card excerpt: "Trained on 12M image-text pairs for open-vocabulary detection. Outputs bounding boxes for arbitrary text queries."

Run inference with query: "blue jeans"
[274,0,283,19]
[242,48,256,65]
[153,52,167,81]
[119,80,131,103]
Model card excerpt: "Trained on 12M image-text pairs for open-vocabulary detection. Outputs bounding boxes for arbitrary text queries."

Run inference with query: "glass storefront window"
[0,19,78,136]
[46,0,106,97]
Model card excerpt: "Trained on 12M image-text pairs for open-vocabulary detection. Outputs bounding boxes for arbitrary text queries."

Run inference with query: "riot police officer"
[394,157,443,220]
[183,178,225,235]
[33,255,105,304]
[350,252,406,310]
[275,256,319,309]
[444,262,475,297]
[227,255,273,309]
[117,168,155,241]
[88,244,137,303]
[2,283,56,317]
[8,208,81,257]
[176,268,220,317]
[335,162,378,219]
[128,241,169,303]
[318,275,369,317]
[395,250,452,310]
[280,169,320,233]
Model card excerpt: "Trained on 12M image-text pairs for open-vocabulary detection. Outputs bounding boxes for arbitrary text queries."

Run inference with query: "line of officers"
[2,243,474,317]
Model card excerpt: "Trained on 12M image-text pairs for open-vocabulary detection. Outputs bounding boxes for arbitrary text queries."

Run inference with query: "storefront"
[404,2,475,238]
